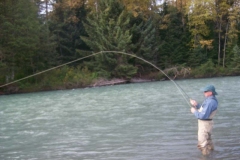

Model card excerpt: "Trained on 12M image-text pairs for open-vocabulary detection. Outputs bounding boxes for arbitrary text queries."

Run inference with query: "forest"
[0,0,240,94]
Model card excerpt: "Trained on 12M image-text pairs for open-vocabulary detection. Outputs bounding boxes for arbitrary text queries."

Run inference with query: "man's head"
[202,85,218,97]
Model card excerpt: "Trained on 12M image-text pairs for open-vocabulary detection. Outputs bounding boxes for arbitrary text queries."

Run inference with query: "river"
[0,76,239,160]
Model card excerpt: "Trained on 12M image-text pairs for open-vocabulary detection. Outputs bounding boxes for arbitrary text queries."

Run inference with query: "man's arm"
[193,100,215,119]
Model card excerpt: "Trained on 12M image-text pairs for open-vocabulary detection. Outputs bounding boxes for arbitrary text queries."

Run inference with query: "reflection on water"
[0,76,240,160]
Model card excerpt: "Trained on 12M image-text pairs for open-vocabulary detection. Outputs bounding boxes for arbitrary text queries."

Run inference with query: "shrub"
[63,66,98,88]
[191,59,216,78]
[228,45,240,75]
[19,65,98,91]
[114,64,137,79]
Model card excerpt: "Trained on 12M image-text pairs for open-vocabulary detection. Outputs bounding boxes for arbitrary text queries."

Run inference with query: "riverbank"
[0,72,238,95]
[0,78,156,95]
[91,78,154,87]
[2,61,239,95]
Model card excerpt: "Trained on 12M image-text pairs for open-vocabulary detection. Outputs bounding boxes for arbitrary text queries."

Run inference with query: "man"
[190,85,218,155]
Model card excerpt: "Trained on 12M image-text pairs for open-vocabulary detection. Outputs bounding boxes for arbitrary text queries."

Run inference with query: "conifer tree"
[0,0,41,83]
[49,0,88,64]
[130,17,161,73]
[222,1,240,67]
[81,0,136,78]
[158,2,190,68]
[229,45,240,74]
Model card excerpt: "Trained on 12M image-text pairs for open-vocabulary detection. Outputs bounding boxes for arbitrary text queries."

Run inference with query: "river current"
[0,76,239,160]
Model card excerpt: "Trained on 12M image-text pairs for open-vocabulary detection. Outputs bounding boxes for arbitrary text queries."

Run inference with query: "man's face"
[204,91,213,97]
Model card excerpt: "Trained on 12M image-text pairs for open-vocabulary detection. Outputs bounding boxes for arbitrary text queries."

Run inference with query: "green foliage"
[21,65,98,92]
[63,66,98,88]
[49,1,88,64]
[215,66,229,76]
[0,0,41,83]
[158,4,191,68]
[130,16,160,71]
[187,47,207,68]
[1,0,240,94]
[81,0,132,51]
[186,0,215,48]
[191,59,216,78]
[132,18,159,58]
[114,64,137,79]
[81,0,135,78]
[228,45,240,74]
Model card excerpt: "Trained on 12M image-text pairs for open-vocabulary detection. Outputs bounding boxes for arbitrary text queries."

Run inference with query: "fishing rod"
[106,51,192,107]
[0,51,192,107]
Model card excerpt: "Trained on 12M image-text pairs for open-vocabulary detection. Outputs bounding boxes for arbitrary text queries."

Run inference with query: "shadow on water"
[0,76,240,160]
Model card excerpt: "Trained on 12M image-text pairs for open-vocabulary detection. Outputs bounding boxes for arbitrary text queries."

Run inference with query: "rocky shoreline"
[90,78,154,87]
[0,78,157,95]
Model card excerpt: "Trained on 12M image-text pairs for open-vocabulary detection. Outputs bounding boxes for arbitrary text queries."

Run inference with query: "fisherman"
[190,85,218,155]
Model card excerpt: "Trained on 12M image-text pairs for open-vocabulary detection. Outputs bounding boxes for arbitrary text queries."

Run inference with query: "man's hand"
[190,99,197,107]
[191,107,197,114]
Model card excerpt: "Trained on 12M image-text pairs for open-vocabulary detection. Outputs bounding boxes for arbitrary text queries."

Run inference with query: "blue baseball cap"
[201,85,218,95]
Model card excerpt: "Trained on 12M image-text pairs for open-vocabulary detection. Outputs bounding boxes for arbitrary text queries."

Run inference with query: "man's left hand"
[191,107,197,114]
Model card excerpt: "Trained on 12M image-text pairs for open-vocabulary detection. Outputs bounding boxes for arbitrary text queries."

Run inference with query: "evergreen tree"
[158,2,190,68]
[129,16,161,74]
[0,0,41,83]
[49,0,88,64]
[229,45,240,74]
[81,0,136,78]
[187,47,206,68]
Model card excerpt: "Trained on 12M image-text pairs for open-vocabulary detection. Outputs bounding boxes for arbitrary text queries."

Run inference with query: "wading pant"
[197,119,214,155]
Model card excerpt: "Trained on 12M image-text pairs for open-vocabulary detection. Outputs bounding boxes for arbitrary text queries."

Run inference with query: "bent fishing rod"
[0,51,192,107]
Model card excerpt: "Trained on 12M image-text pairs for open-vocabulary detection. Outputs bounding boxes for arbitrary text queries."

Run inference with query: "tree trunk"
[218,16,222,66]
[45,0,48,20]
[223,21,229,68]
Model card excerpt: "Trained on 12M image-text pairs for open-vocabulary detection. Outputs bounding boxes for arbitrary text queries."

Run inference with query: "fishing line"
[0,51,191,107]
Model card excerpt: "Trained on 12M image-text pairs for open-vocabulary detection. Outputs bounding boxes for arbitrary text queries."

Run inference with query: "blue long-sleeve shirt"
[194,96,218,119]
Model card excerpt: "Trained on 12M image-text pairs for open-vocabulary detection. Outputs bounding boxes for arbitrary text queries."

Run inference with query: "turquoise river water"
[0,76,240,160]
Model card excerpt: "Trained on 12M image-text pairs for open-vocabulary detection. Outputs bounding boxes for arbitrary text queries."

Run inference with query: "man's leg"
[198,120,213,155]
[207,133,214,150]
